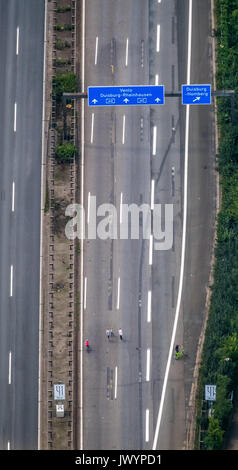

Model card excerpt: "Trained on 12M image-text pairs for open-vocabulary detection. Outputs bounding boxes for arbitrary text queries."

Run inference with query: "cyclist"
[85,339,90,351]
[175,344,184,359]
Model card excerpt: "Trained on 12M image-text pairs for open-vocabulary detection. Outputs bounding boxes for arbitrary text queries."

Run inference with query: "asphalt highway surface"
[0,0,215,451]
[0,0,44,450]
[82,0,216,450]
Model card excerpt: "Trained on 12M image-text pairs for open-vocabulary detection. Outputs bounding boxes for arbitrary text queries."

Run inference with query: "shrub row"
[52,72,77,102]
[196,0,238,450]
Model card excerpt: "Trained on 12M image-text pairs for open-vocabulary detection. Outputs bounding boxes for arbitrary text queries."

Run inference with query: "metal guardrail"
[46,0,77,450]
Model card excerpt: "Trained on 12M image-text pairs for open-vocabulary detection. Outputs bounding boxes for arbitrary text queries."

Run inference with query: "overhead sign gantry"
[63,84,235,121]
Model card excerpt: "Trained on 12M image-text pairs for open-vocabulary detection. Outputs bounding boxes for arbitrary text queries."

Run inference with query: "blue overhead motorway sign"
[182,84,211,105]
[88,85,165,107]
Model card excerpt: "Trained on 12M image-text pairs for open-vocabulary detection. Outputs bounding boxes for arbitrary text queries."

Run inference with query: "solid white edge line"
[152,126,157,156]
[152,0,193,450]
[145,409,150,442]
[16,26,19,55]
[156,24,160,52]
[8,351,12,385]
[114,366,118,399]
[95,36,98,65]
[80,0,86,451]
[38,0,48,450]
[146,348,151,382]
[12,182,15,212]
[90,112,94,143]
[7,441,10,450]
[84,277,87,310]
[147,290,152,323]
[14,103,17,132]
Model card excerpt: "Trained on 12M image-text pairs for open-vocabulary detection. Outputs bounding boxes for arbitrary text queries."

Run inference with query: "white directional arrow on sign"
[92,99,98,104]
[193,96,200,102]
[123,98,129,103]
[155,97,161,103]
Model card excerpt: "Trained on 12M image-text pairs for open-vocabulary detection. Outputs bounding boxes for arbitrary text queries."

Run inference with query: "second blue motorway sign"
[182,84,211,105]
[88,85,165,106]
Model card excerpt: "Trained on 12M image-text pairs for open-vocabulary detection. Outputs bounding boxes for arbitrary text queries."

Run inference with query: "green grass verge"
[195,0,238,450]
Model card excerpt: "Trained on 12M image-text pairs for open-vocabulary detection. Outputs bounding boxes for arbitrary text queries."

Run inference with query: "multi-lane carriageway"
[0,0,44,450]
[80,0,216,450]
[0,0,216,451]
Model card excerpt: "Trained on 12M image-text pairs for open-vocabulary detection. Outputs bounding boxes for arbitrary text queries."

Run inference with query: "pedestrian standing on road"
[110,328,114,337]
[106,329,110,339]
[118,328,123,340]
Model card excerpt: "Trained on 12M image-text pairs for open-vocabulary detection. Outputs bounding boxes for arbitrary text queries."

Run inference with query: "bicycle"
[174,344,184,360]
[85,339,91,352]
